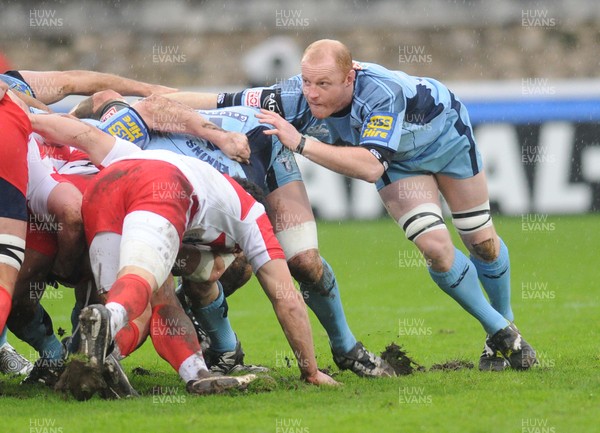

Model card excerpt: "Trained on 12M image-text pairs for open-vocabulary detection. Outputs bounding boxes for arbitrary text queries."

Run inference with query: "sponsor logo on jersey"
[262,92,282,113]
[367,115,393,130]
[362,114,395,139]
[244,89,262,107]
[360,113,398,149]
[105,114,147,144]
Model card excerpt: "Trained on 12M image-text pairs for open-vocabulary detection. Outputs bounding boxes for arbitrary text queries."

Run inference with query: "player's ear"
[345,69,356,87]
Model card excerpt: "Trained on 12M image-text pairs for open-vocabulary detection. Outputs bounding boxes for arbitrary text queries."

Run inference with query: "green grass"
[1,215,598,432]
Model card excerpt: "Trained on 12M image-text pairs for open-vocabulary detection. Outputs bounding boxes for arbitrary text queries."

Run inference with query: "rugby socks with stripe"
[470,238,515,322]
[189,281,237,353]
[301,257,357,355]
[428,247,508,335]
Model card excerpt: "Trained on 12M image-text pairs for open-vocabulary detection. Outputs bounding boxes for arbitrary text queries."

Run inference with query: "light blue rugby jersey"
[217,62,457,164]
[142,108,255,178]
[97,105,276,186]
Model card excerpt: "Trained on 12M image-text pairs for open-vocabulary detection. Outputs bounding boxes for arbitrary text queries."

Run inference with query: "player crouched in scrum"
[71,89,395,378]
[30,112,338,400]
[0,67,178,380]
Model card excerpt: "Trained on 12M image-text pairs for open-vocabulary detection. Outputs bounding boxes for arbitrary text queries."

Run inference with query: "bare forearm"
[20,70,177,104]
[256,109,384,182]
[272,296,319,378]
[162,92,219,109]
[133,94,250,163]
[256,260,319,379]
[29,113,114,165]
[134,94,225,140]
[301,137,385,183]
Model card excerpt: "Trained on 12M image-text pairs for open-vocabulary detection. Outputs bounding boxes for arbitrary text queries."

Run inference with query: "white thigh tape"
[451,201,493,235]
[0,234,25,271]
[398,203,446,242]
[185,251,235,283]
[275,221,318,260]
[89,232,122,293]
[120,210,180,287]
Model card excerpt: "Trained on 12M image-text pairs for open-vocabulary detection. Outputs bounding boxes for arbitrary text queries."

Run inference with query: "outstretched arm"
[256,109,384,183]
[19,70,178,105]
[28,113,116,166]
[256,259,338,386]
[132,94,250,163]
[162,91,219,110]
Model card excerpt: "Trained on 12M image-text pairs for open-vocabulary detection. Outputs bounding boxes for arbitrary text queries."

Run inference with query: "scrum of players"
[0,39,536,400]
[0,66,389,399]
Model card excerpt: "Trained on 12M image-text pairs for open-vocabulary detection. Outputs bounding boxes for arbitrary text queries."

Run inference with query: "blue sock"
[191,282,237,353]
[470,238,514,322]
[0,326,7,346]
[429,248,508,335]
[10,304,63,360]
[301,257,357,354]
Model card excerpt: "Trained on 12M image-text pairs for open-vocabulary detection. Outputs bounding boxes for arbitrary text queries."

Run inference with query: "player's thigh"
[378,175,441,221]
[378,175,456,263]
[436,171,498,248]
[0,217,26,290]
[436,171,490,213]
[266,181,320,272]
[0,217,26,239]
[265,180,315,232]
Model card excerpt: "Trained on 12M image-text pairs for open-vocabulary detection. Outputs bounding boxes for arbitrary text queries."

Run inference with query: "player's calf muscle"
[471,237,498,262]
[287,249,323,285]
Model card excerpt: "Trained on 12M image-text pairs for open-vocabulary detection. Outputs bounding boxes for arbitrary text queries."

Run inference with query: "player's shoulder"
[354,62,400,81]
[0,71,36,98]
[353,62,408,112]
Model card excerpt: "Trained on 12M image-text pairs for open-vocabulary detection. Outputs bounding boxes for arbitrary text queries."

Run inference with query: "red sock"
[150,304,201,372]
[0,286,11,331]
[115,321,140,358]
[106,274,152,322]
